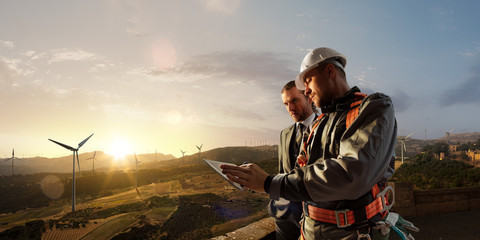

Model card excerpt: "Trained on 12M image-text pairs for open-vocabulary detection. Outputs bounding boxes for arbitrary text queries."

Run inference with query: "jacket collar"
[321,86,361,113]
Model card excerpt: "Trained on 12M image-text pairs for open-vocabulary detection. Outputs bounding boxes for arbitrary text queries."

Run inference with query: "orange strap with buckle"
[304,184,392,228]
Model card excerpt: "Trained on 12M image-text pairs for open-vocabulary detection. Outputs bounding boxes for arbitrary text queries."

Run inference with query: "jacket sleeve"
[269,93,397,202]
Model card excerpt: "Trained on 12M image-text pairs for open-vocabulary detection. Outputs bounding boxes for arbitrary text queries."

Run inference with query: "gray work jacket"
[269,87,397,210]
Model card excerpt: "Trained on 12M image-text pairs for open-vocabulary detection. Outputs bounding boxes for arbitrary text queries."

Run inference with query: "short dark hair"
[281,80,317,112]
[281,80,297,94]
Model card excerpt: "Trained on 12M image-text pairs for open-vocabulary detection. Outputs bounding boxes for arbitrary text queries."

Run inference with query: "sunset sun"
[107,139,132,160]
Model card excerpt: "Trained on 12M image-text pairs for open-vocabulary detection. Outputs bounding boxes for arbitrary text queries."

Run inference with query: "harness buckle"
[335,209,351,228]
[357,233,371,240]
[377,185,395,212]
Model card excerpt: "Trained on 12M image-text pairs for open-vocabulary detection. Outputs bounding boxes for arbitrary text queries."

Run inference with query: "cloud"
[202,0,241,14]
[48,48,97,64]
[0,57,19,86]
[430,6,456,30]
[126,27,147,38]
[1,40,14,48]
[439,58,480,106]
[458,42,480,57]
[214,104,266,121]
[20,50,36,58]
[149,50,295,85]
[389,89,411,113]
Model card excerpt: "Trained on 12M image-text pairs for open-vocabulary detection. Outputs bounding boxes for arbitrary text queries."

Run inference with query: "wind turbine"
[85,151,97,176]
[48,133,94,212]
[443,129,455,145]
[1,149,21,176]
[196,144,203,164]
[180,149,186,164]
[134,153,141,188]
[397,132,414,164]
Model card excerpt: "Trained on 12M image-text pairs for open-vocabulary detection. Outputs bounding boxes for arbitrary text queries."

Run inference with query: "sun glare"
[107,139,131,160]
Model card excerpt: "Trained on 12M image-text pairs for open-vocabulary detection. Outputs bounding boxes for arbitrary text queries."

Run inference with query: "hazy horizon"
[2,1,480,158]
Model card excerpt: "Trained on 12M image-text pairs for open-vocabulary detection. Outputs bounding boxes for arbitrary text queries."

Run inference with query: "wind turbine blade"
[76,151,81,172]
[49,139,76,151]
[406,132,414,138]
[78,133,94,148]
[93,151,96,157]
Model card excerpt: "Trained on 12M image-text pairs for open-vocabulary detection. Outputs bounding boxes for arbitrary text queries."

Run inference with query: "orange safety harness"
[297,92,393,236]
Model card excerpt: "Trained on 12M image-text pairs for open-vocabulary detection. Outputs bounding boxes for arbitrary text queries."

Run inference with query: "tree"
[423,142,449,157]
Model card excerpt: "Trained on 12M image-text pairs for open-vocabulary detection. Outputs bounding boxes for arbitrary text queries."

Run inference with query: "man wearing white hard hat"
[221,47,401,239]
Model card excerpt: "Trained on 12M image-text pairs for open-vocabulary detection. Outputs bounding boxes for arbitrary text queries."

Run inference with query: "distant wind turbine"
[196,144,203,164]
[1,149,21,176]
[85,151,97,176]
[397,132,414,164]
[180,149,186,163]
[134,153,141,188]
[48,133,94,212]
[443,129,455,145]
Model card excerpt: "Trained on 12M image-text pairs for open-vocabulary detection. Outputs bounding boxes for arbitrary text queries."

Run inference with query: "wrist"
[263,175,274,193]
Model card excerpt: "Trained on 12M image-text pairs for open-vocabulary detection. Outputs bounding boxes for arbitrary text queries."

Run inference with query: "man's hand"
[220,163,269,193]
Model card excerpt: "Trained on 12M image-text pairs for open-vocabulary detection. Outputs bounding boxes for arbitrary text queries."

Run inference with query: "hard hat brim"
[294,59,345,91]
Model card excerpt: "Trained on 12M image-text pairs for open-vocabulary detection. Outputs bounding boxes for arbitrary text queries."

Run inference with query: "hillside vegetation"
[392,152,480,190]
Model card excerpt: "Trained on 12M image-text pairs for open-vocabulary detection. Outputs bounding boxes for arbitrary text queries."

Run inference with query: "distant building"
[467,150,480,162]
[449,145,459,152]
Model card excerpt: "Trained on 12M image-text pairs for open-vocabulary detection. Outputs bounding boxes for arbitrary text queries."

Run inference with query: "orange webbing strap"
[371,184,389,219]
[298,113,324,167]
[305,185,387,227]
[346,92,367,129]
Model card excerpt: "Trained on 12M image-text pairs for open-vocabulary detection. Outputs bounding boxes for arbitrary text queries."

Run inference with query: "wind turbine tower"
[134,153,141,188]
[397,132,414,164]
[196,144,203,164]
[2,149,20,176]
[86,151,97,176]
[443,129,455,145]
[180,149,186,164]
[48,133,94,212]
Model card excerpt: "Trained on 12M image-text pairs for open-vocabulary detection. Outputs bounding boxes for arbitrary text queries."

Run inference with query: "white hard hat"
[294,47,347,90]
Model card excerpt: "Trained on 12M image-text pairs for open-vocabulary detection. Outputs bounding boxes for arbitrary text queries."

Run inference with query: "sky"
[1,0,480,159]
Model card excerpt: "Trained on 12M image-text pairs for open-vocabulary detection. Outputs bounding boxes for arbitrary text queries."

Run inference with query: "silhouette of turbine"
[180,149,186,164]
[85,151,97,176]
[196,144,203,164]
[443,129,455,145]
[1,149,21,176]
[397,132,414,164]
[134,153,141,188]
[48,133,94,212]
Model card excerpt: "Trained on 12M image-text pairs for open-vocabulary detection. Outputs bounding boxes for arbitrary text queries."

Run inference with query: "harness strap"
[298,113,324,167]
[298,92,367,167]
[346,92,367,129]
[304,185,388,228]
[303,184,394,228]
